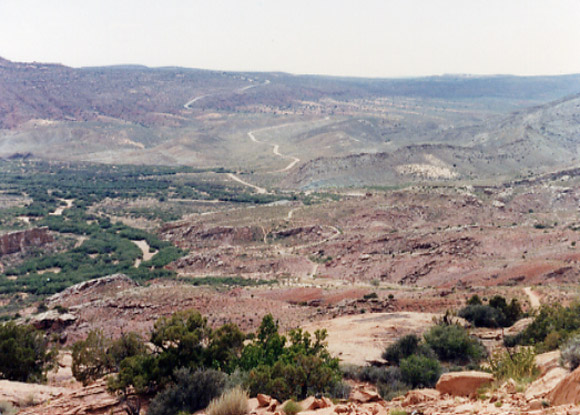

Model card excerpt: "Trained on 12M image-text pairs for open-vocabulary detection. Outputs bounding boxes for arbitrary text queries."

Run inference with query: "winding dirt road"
[184,79,270,109]
[247,130,301,172]
[226,173,267,194]
[183,81,277,194]
[237,79,270,92]
[183,95,209,109]
[50,199,74,216]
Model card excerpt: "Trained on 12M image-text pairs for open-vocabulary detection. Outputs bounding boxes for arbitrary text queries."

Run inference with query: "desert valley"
[2,54,580,415]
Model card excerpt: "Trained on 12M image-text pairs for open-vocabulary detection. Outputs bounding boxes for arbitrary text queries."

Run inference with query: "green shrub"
[246,354,339,401]
[560,335,580,370]
[382,334,432,365]
[0,322,55,382]
[342,365,401,385]
[377,380,409,401]
[383,335,418,364]
[466,295,482,305]
[459,305,504,328]
[109,332,148,371]
[489,348,538,382]
[72,330,147,385]
[282,400,302,415]
[543,332,562,351]
[489,296,522,326]
[399,355,441,388]
[72,330,113,385]
[424,323,486,364]
[225,368,249,391]
[503,333,523,348]
[242,317,341,401]
[107,354,159,395]
[511,303,580,351]
[459,296,522,328]
[147,368,227,415]
[206,386,249,415]
[329,381,351,399]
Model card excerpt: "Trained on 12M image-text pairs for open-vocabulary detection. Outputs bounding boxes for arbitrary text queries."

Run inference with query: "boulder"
[402,389,440,407]
[257,394,272,407]
[334,405,349,414]
[503,378,517,394]
[527,399,544,410]
[547,366,580,406]
[504,317,533,336]
[436,371,494,397]
[300,396,333,410]
[349,387,382,403]
[535,350,561,375]
[525,367,569,401]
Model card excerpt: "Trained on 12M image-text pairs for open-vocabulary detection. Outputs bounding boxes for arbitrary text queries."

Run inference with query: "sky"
[0,0,579,78]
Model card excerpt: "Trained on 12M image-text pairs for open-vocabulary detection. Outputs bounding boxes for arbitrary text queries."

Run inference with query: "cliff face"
[0,227,53,255]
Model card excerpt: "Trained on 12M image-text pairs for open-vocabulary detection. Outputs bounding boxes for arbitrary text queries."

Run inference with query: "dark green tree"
[151,309,211,381]
[72,330,148,385]
[243,316,340,401]
[0,322,55,382]
[205,323,245,373]
[239,314,286,370]
[72,330,113,385]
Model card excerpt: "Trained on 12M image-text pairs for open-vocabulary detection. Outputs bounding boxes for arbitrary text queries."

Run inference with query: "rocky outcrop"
[0,227,52,255]
[18,380,123,415]
[47,274,138,305]
[436,371,494,397]
[0,380,68,407]
[547,366,580,406]
[525,367,569,401]
[28,310,77,330]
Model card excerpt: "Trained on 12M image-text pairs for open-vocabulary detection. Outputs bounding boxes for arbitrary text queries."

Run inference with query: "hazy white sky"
[1,0,579,77]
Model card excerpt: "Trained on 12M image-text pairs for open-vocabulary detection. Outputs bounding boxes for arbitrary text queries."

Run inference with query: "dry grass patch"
[207,386,249,415]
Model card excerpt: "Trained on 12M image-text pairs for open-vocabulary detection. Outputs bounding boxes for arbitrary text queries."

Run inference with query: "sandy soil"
[524,286,541,308]
[303,312,441,366]
[133,239,157,267]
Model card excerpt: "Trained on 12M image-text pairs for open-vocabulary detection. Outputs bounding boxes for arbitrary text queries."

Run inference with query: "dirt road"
[248,129,301,172]
[185,79,270,109]
[524,287,541,308]
[226,173,267,194]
